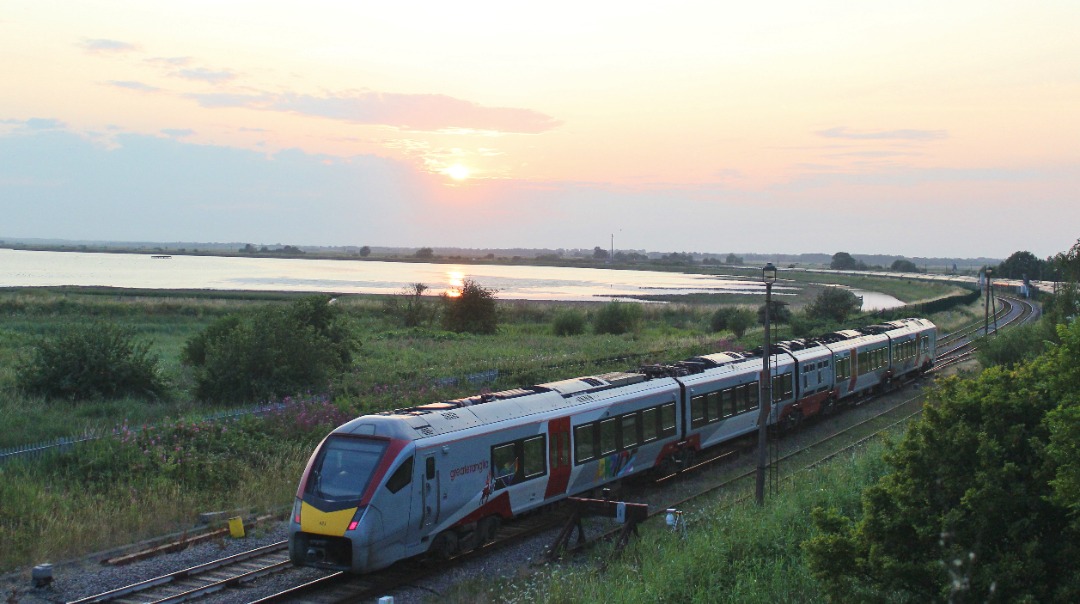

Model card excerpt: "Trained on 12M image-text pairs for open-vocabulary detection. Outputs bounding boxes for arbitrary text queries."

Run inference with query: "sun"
[445,164,470,180]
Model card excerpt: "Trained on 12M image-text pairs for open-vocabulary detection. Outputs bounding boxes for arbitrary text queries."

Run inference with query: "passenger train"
[289,317,937,572]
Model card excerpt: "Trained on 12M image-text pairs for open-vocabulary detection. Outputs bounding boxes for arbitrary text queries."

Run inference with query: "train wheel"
[784,410,803,432]
[431,530,459,560]
[679,449,696,470]
[479,516,501,543]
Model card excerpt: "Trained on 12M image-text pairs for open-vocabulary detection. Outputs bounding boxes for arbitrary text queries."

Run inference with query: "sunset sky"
[2,1,1078,259]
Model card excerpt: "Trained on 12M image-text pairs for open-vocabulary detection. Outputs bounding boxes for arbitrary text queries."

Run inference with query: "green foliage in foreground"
[551,309,587,336]
[442,279,499,334]
[593,300,643,335]
[0,395,349,570]
[444,442,891,604]
[16,321,168,401]
[709,306,755,337]
[182,295,358,403]
[804,319,1080,603]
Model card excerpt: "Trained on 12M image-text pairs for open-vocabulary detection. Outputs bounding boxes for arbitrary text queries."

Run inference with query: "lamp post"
[755,262,777,506]
[984,268,993,336]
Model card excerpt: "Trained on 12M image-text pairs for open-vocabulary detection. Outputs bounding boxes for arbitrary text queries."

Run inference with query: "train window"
[492,443,518,489]
[426,456,436,480]
[746,381,759,413]
[836,357,850,380]
[691,394,707,428]
[719,388,733,418]
[642,407,659,442]
[574,423,595,464]
[661,403,677,436]
[621,414,640,448]
[523,436,546,479]
[385,457,414,494]
[599,418,617,455]
[708,391,723,422]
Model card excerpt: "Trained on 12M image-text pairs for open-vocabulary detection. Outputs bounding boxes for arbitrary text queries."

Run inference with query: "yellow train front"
[288,418,417,573]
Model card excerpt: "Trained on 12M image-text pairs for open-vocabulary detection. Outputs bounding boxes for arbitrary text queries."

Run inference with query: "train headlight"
[292,498,302,525]
[347,508,364,532]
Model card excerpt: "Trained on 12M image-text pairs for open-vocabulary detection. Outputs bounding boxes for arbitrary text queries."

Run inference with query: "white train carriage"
[289,371,682,573]
[675,353,765,456]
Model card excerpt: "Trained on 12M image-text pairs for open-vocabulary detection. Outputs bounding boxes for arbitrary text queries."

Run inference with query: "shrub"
[442,279,499,334]
[552,309,586,336]
[16,321,167,401]
[710,307,755,337]
[182,295,358,403]
[593,301,642,335]
[383,283,435,327]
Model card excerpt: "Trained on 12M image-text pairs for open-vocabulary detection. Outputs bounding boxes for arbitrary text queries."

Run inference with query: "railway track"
[67,541,292,604]
[931,295,1038,373]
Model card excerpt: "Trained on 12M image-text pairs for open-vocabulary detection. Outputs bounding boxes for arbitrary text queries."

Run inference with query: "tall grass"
[443,442,892,604]
[0,400,340,571]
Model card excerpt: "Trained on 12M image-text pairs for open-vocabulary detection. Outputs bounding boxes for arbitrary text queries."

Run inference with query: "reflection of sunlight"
[445,270,465,297]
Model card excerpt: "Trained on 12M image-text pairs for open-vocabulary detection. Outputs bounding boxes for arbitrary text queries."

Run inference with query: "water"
[0,248,905,309]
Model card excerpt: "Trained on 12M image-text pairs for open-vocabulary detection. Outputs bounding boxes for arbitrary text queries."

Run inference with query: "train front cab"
[289,432,413,573]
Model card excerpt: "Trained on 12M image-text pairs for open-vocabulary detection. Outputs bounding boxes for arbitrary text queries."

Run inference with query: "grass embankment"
[0,279,975,572]
[444,439,894,604]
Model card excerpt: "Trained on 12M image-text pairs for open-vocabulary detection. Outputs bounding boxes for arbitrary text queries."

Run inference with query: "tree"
[997,250,1046,281]
[415,247,434,259]
[442,279,499,334]
[805,287,862,323]
[592,246,609,260]
[726,253,744,265]
[890,258,919,272]
[804,320,1080,602]
[359,245,371,257]
[831,251,859,270]
[17,321,167,401]
[182,295,357,403]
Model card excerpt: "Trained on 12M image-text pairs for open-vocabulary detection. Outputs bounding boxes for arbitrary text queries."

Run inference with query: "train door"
[544,417,572,498]
[420,453,440,530]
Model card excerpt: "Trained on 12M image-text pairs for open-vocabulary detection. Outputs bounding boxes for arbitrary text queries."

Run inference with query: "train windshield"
[307,436,388,502]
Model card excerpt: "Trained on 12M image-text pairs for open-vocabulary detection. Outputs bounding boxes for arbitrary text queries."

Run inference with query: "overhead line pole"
[755,263,776,506]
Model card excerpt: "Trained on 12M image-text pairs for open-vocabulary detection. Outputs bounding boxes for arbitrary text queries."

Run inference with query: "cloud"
[827,150,923,159]
[187,90,561,134]
[79,38,138,54]
[816,127,948,141]
[108,80,160,93]
[146,56,192,67]
[161,128,195,138]
[172,68,237,84]
[1,118,66,130]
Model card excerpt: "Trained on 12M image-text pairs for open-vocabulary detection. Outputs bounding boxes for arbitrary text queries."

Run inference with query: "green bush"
[593,301,642,335]
[805,287,862,322]
[552,309,586,336]
[182,295,357,403]
[16,321,167,401]
[710,307,755,337]
[442,279,499,334]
